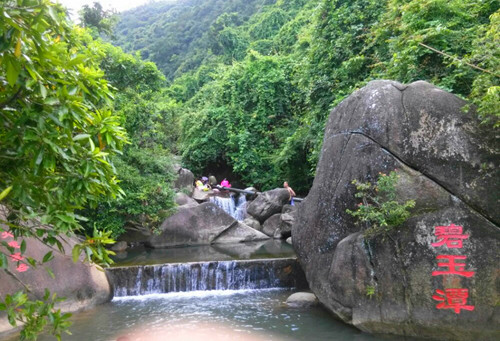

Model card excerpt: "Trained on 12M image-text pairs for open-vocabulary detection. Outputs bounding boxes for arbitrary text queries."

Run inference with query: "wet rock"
[147,202,269,248]
[293,80,500,341]
[286,237,292,245]
[262,213,281,238]
[111,241,128,252]
[117,226,152,246]
[247,188,290,223]
[286,292,319,307]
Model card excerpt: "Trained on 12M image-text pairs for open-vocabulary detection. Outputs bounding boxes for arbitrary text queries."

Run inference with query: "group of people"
[194,175,296,205]
[194,175,231,192]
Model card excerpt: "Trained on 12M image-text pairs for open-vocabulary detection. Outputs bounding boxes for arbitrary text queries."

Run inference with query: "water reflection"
[112,240,295,267]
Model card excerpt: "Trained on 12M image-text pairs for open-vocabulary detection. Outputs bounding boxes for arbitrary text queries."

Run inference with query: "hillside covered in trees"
[113,0,499,194]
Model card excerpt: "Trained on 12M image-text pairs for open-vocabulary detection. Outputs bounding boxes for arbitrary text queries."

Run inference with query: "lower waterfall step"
[107,257,307,297]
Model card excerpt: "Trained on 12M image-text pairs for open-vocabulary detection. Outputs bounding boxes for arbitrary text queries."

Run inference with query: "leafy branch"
[346,171,415,238]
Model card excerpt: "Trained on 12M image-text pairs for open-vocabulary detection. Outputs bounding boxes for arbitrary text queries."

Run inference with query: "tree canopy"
[114,0,499,193]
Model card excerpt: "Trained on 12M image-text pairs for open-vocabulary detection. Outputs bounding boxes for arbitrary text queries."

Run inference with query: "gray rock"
[247,188,290,223]
[117,225,152,246]
[285,292,319,307]
[173,167,194,193]
[282,204,297,214]
[110,241,128,252]
[262,213,282,237]
[244,187,259,200]
[147,202,269,248]
[192,188,213,202]
[276,210,296,239]
[293,80,499,340]
[243,217,262,231]
[175,192,198,206]
[286,237,292,245]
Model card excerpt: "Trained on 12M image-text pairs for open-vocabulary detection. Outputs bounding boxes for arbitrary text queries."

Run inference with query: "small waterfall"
[210,194,247,221]
[108,258,307,297]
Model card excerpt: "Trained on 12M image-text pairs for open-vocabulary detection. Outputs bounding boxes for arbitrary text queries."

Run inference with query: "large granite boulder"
[246,188,290,223]
[147,202,269,248]
[0,235,112,335]
[293,80,499,340]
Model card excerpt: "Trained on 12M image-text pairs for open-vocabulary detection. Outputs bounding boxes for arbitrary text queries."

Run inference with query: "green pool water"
[112,240,296,267]
[37,289,418,341]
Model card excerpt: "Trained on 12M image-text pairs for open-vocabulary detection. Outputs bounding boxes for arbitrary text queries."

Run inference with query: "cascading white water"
[210,194,247,220]
[109,258,307,297]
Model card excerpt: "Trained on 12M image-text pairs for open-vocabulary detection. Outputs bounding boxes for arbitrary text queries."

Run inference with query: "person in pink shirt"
[220,178,231,188]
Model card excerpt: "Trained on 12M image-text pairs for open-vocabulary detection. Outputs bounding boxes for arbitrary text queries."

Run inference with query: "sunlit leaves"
[0,2,128,339]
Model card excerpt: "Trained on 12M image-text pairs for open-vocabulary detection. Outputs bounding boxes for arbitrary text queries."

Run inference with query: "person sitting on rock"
[195,178,209,191]
[284,181,296,205]
[208,174,217,187]
[220,178,231,188]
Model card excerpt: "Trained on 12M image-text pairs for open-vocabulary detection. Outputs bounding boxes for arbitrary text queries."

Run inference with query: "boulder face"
[246,188,290,223]
[0,236,112,334]
[147,202,269,248]
[175,192,199,207]
[262,213,281,237]
[173,167,194,193]
[293,80,499,341]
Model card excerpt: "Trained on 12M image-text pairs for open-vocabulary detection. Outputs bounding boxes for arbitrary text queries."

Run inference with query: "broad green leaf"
[71,245,80,263]
[6,58,20,86]
[0,186,13,201]
[42,251,53,263]
[0,253,7,269]
[72,134,90,141]
[39,83,48,98]
[14,37,21,58]
[68,55,86,66]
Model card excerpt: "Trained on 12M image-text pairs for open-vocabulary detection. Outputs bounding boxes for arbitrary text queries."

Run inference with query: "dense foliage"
[114,0,499,193]
[0,0,127,339]
[346,171,416,238]
[0,1,177,339]
[78,14,178,238]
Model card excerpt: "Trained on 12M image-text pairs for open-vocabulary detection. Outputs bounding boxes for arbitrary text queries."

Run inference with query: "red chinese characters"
[431,224,469,248]
[431,255,475,278]
[430,223,475,314]
[432,289,475,313]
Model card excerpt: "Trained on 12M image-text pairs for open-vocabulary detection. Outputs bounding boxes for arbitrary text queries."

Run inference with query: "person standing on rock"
[284,181,296,205]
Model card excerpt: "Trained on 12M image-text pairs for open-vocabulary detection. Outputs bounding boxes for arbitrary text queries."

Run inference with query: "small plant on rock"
[365,285,376,299]
[346,170,415,238]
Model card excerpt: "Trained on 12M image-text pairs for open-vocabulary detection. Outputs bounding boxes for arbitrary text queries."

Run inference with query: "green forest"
[113,0,499,194]
[2,0,498,250]
[0,0,498,338]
